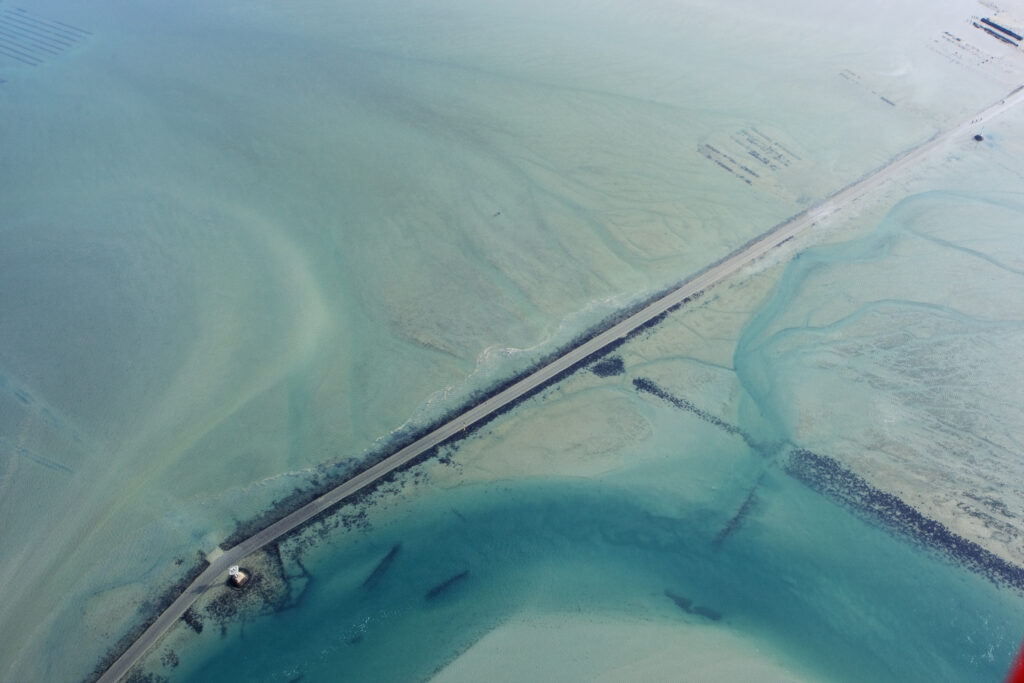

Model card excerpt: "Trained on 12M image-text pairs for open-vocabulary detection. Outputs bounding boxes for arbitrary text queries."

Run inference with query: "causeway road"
[97,84,1024,682]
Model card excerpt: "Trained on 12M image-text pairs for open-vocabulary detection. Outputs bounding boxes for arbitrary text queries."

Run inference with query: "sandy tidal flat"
[3,0,1024,679]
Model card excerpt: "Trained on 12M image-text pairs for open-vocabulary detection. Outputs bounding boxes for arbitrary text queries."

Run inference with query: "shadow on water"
[361,543,402,590]
[424,570,470,602]
[664,589,723,621]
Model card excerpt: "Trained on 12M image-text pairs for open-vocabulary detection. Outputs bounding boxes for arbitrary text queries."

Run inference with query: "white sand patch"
[432,612,814,683]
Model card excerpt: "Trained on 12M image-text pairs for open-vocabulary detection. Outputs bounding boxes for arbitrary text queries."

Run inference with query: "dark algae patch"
[200,543,316,640]
[85,553,209,683]
[690,605,723,621]
[590,356,625,377]
[181,608,203,634]
[219,465,344,550]
[787,448,1024,592]
[159,649,179,669]
[124,672,167,683]
[205,551,287,633]
[219,283,708,554]
[665,591,692,611]
[425,570,470,601]
[664,590,722,621]
[93,273,715,680]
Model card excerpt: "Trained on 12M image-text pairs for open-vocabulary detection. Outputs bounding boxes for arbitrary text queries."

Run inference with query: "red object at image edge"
[1008,639,1024,683]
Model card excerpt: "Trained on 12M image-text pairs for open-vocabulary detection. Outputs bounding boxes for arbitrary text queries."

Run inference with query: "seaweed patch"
[93,270,715,679]
[690,605,723,621]
[85,552,209,683]
[787,448,1024,592]
[664,589,723,621]
[124,671,168,683]
[181,608,203,635]
[159,649,179,669]
[217,282,711,555]
[590,356,625,377]
[201,545,308,636]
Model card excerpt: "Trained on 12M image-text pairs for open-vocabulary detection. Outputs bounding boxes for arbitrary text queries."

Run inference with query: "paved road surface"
[97,84,1024,683]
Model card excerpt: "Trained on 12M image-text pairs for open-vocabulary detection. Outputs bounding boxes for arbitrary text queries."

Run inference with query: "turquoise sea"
[172,473,1024,682]
[2,0,1024,680]
[163,187,1024,681]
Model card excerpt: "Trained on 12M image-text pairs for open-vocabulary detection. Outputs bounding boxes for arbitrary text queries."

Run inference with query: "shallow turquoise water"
[170,187,1024,682]
[3,0,1024,679]
[173,464,1024,682]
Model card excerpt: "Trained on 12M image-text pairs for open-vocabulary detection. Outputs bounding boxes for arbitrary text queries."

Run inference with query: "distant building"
[227,565,249,588]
